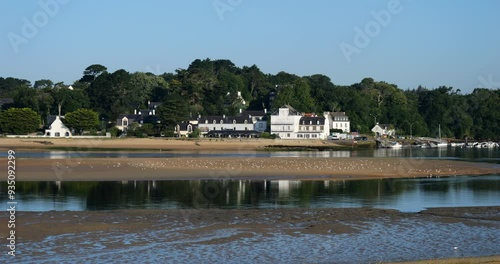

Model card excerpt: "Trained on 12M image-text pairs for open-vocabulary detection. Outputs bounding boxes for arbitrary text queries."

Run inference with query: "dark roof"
[377,124,394,129]
[178,123,197,131]
[47,115,66,125]
[206,130,261,137]
[240,110,266,117]
[331,112,346,116]
[117,114,140,126]
[299,116,325,125]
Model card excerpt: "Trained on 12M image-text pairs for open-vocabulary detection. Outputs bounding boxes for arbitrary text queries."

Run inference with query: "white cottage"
[371,123,396,137]
[45,116,72,137]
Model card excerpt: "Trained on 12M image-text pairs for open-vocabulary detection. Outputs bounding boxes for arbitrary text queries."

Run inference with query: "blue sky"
[1,0,499,93]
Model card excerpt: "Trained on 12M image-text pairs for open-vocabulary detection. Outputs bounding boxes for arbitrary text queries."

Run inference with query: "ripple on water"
[16,218,500,263]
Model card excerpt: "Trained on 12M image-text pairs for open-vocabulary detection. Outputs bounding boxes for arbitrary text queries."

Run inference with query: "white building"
[372,123,396,137]
[179,109,267,138]
[328,112,350,133]
[270,105,303,139]
[297,115,329,139]
[270,105,353,139]
[45,116,72,137]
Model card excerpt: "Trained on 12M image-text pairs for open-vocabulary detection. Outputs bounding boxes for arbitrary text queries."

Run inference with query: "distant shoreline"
[0,137,371,152]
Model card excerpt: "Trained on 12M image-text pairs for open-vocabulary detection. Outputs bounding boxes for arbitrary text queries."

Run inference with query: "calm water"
[2,176,499,212]
[3,147,500,163]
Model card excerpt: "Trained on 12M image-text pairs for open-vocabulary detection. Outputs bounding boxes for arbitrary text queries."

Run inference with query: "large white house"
[45,116,72,137]
[328,112,351,133]
[269,105,303,139]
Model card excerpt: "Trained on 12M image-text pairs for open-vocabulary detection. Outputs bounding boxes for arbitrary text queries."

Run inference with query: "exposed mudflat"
[1,207,498,263]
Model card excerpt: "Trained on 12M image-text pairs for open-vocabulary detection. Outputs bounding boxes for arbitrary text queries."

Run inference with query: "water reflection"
[1,176,498,212]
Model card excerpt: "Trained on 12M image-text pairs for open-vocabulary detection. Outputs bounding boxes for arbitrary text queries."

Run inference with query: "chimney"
[153,109,156,115]
[148,100,151,106]
[239,108,242,113]
[223,114,226,118]
[134,109,137,115]
[264,109,267,114]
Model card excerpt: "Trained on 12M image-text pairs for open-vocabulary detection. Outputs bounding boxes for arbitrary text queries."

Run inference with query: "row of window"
[205,120,249,124]
[299,126,324,131]
[334,123,348,128]
[280,133,320,138]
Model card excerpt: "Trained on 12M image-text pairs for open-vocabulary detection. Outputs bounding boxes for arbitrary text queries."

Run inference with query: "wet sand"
[7,157,500,181]
[0,207,498,262]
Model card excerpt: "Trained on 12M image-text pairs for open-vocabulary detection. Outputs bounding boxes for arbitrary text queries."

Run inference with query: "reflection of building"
[271,180,301,197]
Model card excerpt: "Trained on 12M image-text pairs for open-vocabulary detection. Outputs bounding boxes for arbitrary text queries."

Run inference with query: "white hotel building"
[270,105,350,139]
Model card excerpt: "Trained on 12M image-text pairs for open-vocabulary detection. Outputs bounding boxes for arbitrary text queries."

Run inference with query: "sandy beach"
[5,157,499,181]
[0,137,339,151]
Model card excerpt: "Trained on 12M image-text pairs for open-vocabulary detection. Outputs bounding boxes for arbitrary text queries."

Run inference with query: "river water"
[2,148,499,262]
[1,175,499,212]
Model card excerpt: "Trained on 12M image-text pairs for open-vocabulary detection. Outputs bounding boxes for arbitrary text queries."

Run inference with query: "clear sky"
[1,0,499,93]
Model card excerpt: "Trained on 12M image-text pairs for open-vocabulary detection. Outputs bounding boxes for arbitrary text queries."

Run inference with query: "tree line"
[0,58,499,139]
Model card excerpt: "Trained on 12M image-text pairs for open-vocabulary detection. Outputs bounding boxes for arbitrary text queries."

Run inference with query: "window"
[287,133,290,138]
[213,120,216,124]
[220,120,224,124]
[313,126,316,131]
[188,125,192,133]
[317,120,320,125]
[259,123,263,128]
[55,132,60,137]
[205,120,208,124]
[123,119,128,127]
[65,132,70,137]
[213,127,216,131]
[244,120,248,124]
[287,126,291,130]
[320,126,324,130]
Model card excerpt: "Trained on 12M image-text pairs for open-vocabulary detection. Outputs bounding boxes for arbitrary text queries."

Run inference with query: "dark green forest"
[1,58,499,139]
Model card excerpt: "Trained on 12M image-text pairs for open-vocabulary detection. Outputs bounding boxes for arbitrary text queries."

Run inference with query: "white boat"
[388,141,403,148]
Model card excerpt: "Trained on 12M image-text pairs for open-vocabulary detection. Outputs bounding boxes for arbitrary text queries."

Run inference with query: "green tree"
[79,64,108,84]
[0,108,40,134]
[157,92,190,132]
[34,79,54,89]
[64,108,99,135]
